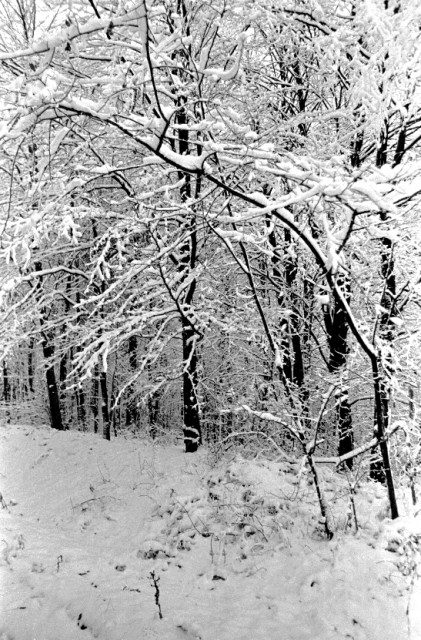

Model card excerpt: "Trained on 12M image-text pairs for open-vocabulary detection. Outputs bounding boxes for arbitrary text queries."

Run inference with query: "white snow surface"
[0,423,420,640]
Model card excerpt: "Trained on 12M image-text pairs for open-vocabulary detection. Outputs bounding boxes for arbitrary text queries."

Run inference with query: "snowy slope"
[0,423,420,640]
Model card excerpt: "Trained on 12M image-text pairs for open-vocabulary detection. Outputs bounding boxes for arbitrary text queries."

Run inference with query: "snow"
[0,423,420,640]
[201,45,243,82]
[140,138,210,173]
[0,9,158,62]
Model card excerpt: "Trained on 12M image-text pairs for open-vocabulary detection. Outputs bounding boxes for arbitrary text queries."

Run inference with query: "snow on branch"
[0,12,143,61]
[314,421,405,467]
[241,405,304,442]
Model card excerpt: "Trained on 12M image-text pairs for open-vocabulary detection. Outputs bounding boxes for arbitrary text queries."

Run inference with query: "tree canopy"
[1,0,421,522]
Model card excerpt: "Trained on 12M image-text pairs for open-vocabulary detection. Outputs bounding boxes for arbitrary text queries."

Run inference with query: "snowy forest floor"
[0,424,420,640]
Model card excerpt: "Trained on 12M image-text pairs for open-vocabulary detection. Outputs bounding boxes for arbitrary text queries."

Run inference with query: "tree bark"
[100,369,110,441]
[76,385,86,430]
[125,335,139,427]
[42,340,64,431]
[371,360,399,518]
[148,391,159,439]
[323,273,354,466]
[59,350,69,428]
[28,338,35,394]
[91,365,99,434]
[33,261,64,431]
[182,315,201,452]
[2,360,10,403]
[173,43,202,451]
[369,116,402,489]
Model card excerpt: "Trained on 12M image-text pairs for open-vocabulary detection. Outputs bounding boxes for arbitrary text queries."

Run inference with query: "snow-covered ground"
[0,423,420,640]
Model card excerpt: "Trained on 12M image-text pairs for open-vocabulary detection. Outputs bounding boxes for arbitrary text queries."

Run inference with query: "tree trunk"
[371,360,399,518]
[91,364,99,433]
[109,356,119,437]
[369,117,400,490]
[100,369,110,441]
[182,316,201,452]
[28,339,35,394]
[2,360,10,403]
[335,368,353,460]
[76,385,86,430]
[125,335,139,427]
[59,350,68,428]
[148,391,159,439]
[42,340,64,431]
[324,273,354,466]
[33,261,64,431]
[174,59,202,451]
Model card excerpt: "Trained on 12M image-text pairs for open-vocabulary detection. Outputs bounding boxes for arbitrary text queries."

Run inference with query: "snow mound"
[380,506,421,578]
[151,455,397,557]
[0,424,420,640]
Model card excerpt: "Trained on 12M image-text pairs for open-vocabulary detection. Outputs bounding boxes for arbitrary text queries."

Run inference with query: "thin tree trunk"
[59,351,68,428]
[100,369,110,441]
[148,391,159,439]
[2,360,10,403]
[91,364,99,433]
[76,385,86,430]
[335,369,353,459]
[28,339,35,394]
[266,217,310,429]
[110,355,119,437]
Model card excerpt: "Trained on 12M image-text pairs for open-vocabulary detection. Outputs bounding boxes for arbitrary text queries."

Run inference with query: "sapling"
[149,570,163,619]
[241,403,336,539]
[342,459,366,533]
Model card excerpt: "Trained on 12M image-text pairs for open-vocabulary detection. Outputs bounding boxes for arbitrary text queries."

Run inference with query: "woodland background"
[1,0,421,526]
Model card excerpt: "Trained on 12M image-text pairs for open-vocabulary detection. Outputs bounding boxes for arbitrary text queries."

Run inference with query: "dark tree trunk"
[173,53,202,452]
[2,360,10,403]
[370,226,396,483]
[350,112,364,168]
[371,361,399,518]
[335,374,353,459]
[283,228,305,389]
[148,391,159,439]
[324,273,354,466]
[59,350,68,428]
[28,339,35,394]
[59,352,67,385]
[91,365,99,434]
[59,275,73,428]
[42,341,64,431]
[128,335,137,370]
[369,117,403,490]
[182,316,201,452]
[76,386,86,430]
[33,261,64,431]
[125,335,139,427]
